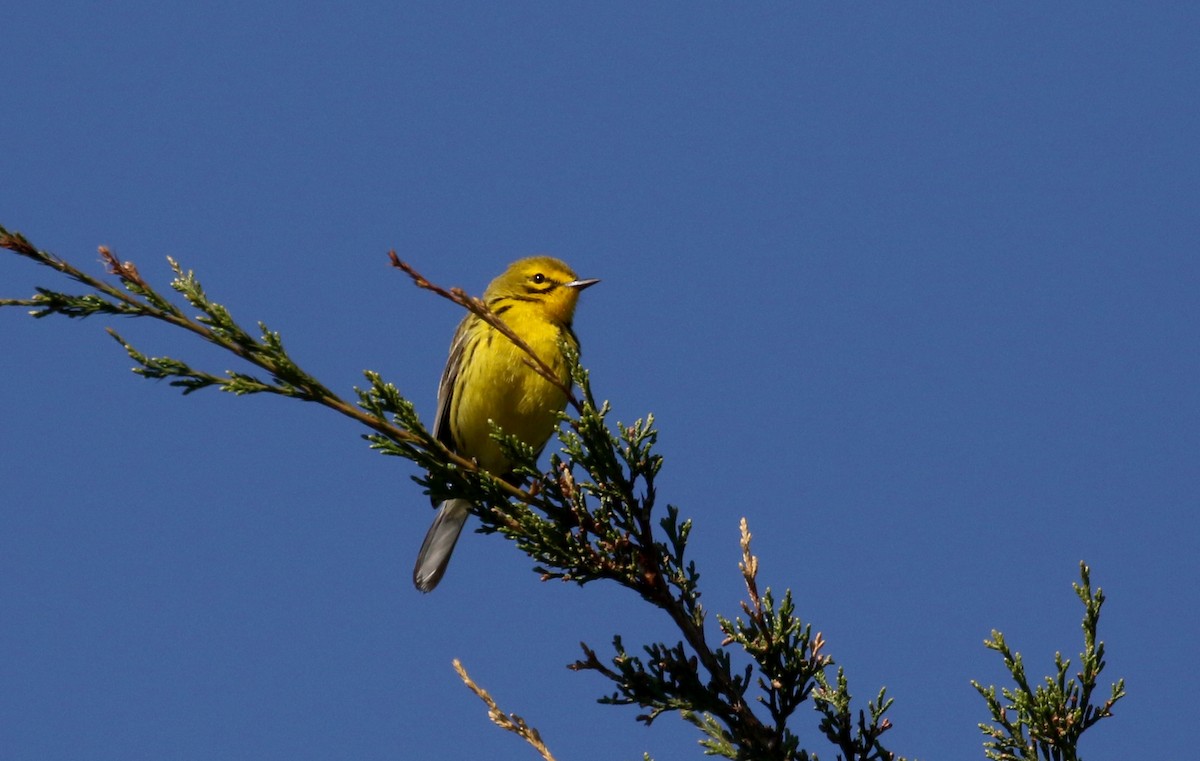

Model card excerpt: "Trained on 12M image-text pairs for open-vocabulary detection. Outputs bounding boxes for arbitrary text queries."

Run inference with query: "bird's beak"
[566,277,600,291]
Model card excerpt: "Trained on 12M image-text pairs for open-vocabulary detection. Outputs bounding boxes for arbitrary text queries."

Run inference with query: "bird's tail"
[413,499,471,592]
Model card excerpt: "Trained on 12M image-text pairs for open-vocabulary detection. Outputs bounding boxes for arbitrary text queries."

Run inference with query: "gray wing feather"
[433,314,475,448]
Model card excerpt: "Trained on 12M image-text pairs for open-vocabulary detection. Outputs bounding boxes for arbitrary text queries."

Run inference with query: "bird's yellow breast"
[448,305,573,474]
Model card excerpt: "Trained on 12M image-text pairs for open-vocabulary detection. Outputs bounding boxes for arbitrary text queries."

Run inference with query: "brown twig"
[453,659,557,761]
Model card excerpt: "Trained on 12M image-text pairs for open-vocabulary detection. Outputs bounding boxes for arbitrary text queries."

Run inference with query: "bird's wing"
[433,313,475,448]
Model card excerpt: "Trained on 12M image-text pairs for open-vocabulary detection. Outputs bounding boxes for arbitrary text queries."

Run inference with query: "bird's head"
[485,256,599,326]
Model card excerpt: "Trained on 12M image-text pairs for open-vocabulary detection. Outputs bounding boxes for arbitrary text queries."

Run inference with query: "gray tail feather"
[413,499,471,592]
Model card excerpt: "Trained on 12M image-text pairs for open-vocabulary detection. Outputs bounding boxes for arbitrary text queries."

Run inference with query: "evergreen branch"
[4,226,1124,761]
[717,520,837,754]
[971,562,1125,761]
[1,225,911,759]
[811,668,898,761]
[0,226,534,510]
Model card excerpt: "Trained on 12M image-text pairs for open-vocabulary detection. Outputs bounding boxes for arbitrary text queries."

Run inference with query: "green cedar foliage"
[2,226,1123,760]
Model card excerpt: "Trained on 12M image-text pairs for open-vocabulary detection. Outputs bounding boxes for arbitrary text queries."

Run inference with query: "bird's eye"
[531,273,546,284]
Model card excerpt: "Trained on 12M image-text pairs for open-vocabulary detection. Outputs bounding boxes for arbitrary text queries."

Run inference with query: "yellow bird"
[413,257,599,592]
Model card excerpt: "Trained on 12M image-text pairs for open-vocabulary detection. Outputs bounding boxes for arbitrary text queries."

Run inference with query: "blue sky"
[3,3,1197,759]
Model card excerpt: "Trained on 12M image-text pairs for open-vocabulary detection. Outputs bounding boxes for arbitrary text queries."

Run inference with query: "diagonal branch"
[453,660,557,761]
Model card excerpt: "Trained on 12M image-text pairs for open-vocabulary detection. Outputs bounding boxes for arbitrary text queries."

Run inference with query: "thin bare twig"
[453,659,557,761]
